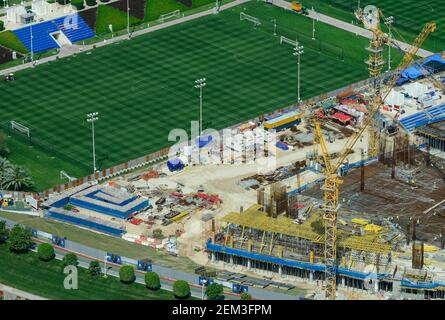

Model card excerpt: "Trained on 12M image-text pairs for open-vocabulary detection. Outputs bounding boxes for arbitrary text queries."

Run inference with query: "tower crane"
[313,13,436,299]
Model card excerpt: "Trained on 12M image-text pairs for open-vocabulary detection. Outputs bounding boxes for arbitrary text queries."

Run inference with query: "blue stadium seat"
[399,103,445,132]
[13,14,95,53]
[54,14,96,43]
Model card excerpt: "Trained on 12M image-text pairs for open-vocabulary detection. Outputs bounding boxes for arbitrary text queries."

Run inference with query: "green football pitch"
[295,0,445,53]
[0,1,373,190]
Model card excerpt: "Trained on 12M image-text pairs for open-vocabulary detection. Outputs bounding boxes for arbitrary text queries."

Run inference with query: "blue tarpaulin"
[402,66,423,80]
[196,135,213,148]
[276,141,289,151]
[167,158,185,172]
[398,55,445,85]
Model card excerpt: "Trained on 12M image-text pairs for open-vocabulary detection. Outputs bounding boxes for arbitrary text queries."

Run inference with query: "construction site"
[2,1,445,301]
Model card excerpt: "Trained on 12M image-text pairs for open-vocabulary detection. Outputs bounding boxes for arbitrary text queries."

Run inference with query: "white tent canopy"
[385,89,405,106]
[404,82,429,99]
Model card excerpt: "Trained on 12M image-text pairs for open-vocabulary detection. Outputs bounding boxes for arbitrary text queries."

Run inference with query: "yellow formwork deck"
[222,205,391,254]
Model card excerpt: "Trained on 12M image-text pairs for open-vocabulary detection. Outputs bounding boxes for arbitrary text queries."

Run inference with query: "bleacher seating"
[13,14,95,53]
[399,103,445,132]
[54,14,95,43]
[14,20,59,53]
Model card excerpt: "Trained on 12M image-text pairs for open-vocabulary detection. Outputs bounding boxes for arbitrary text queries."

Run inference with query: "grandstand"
[399,104,445,132]
[13,14,95,53]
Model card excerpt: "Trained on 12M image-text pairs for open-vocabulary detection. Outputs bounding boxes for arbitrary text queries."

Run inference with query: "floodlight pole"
[195,78,206,165]
[385,16,394,71]
[86,112,99,174]
[272,18,277,36]
[30,24,34,62]
[127,0,130,38]
[201,279,207,300]
[312,7,315,40]
[293,44,304,103]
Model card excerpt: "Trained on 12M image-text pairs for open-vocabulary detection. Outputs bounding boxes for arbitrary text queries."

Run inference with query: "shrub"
[71,0,85,10]
[37,243,55,261]
[86,0,96,6]
[63,253,78,267]
[144,272,161,290]
[173,280,190,299]
[152,229,164,239]
[8,224,33,253]
[57,0,71,4]
[240,292,252,300]
[88,261,102,276]
[63,204,74,211]
[206,283,224,300]
[0,221,8,243]
[0,21,4,32]
[119,265,135,284]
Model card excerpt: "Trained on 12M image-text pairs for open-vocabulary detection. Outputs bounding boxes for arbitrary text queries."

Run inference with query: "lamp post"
[312,7,316,40]
[127,0,130,37]
[293,44,304,103]
[30,24,34,63]
[195,78,206,164]
[272,18,277,36]
[86,112,99,174]
[201,279,207,300]
[385,16,394,71]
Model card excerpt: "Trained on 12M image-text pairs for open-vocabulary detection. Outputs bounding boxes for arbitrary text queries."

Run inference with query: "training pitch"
[0,2,371,190]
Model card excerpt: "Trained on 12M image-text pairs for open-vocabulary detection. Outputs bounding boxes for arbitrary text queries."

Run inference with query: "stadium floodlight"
[194,78,206,136]
[384,16,395,71]
[312,8,316,40]
[272,18,277,36]
[127,0,130,38]
[86,112,99,174]
[30,24,34,62]
[194,78,206,165]
[293,44,304,103]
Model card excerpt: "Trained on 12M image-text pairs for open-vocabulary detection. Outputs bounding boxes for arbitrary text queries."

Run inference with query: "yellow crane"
[313,16,436,299]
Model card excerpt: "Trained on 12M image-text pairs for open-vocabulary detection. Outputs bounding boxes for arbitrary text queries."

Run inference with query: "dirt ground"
[303,156,445,245]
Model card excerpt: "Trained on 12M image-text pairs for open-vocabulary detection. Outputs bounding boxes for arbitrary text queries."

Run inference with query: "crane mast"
[314,12,436,299]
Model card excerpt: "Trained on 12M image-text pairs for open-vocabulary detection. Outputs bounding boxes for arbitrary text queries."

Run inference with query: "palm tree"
[0,157,13,189]
[3,164,34,191]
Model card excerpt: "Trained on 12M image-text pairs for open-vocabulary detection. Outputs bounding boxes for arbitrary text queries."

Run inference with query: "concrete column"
[341,277,346,287]
[247,259,251,270]
[229,256,233,264]
[309,271,314,282]
[278,266,282,276]
[374,279,379,293]
[211,252,215,262]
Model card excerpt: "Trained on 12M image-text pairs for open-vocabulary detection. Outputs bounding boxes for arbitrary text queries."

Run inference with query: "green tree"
[0,220,9,243]
[63,253,78,267]
[88,261,102,276]
[0,132,9,157]
[206,283,224,300]
[119,265,135,284]
[173,280,191,299]
[0,21,4,32]
[37,243,55,261]
[3,165,34,191]
[240,292,252,300]
[0,157,12,189]
[8,224,33,253]
[145,271,161,290]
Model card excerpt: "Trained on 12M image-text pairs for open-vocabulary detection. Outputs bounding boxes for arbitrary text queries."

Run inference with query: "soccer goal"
[159,9,181,24]
[240,12,261,27]
[10,120,30,137]
[280,36,298,47]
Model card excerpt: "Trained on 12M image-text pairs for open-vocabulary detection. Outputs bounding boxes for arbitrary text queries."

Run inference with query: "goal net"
[10,120,30,137]
[159,9,181,24]
[280,36,298,47]
[240,12,261,27]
